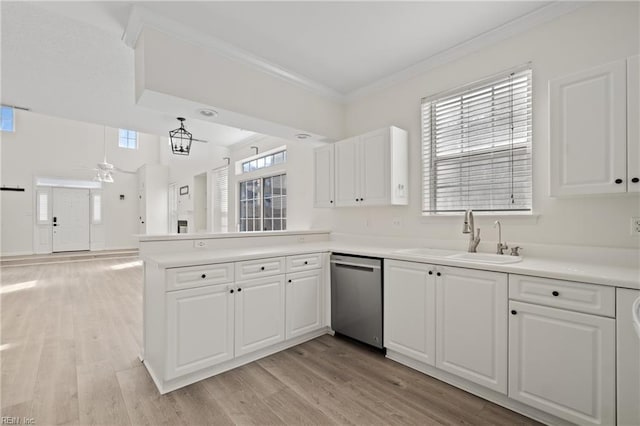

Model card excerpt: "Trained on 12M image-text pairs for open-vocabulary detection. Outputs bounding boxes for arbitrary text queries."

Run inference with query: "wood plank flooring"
[0,257,541,425]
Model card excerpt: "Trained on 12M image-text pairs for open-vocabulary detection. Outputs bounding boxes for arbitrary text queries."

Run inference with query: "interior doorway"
[193,173,208,232]
[52,187,90,252]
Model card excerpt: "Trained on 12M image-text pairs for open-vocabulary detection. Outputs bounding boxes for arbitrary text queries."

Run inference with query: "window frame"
[238,172,287,232]
[235,145,287,176]
[1,105,15,132]
[90,191,102,225]
[421,65,533,216]
[118,129,138,150]
[35,189,50,225]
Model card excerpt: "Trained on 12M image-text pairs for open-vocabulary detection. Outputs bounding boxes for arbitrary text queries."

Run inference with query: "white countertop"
[143,241,640,290]
[137,229,331,242]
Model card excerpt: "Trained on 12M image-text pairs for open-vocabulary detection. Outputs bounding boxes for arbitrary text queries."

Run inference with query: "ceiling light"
[198,109,218,118]
[170,117,193,156]
[295,133,311,140]
[93,169,114,183]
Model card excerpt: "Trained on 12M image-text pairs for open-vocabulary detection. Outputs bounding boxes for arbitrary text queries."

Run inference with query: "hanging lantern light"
[169,117,192,155]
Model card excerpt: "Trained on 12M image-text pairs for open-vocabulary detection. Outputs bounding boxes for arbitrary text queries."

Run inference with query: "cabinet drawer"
[166,263,234,292]
[235,257,285,281]
[509,274,615,317]
[286,253,324,272]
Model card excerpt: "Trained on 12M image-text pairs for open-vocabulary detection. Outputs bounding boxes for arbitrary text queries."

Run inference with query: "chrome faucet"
[493,220,508,255]
[462,210,481,253]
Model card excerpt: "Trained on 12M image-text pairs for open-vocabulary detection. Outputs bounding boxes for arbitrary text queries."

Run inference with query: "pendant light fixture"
[169,117,193,155]
[94,126,115,183]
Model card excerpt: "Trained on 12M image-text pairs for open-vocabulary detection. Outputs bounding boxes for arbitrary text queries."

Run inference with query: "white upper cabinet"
[550,57,639,196]
[334,137,360,207]
[627,55,640,192]
[319,126,408,208]
[313,144,335,207]
[359,129,392,206]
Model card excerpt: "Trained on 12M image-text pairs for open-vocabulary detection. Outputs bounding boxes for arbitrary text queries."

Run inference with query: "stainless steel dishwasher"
[330,254,383,349]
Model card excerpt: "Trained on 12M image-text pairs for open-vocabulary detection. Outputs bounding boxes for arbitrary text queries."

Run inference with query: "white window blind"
[422,67,532,214]
[212,166,228,233]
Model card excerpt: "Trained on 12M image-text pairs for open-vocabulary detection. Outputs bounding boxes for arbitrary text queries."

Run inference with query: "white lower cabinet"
[286,269,323,339]
[384,261,507,394]
[234,275,286,357]
[166,284,234,380]
[508,300,616,426]
[435,267,508,394]
[384,260,436,365]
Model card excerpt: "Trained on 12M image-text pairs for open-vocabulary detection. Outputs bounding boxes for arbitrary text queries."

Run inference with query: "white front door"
[52,188,90,252]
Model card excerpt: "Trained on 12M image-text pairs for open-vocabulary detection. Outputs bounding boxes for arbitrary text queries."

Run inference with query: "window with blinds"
[212,166,229,233]
[422,67,532,214]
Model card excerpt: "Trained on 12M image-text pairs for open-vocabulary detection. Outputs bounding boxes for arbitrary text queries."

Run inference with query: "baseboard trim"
[144,327,331,394]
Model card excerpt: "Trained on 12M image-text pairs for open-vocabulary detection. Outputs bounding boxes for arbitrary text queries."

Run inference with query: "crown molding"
[345,1,588,102]
[122,5,346,103]
[123,2,588,106]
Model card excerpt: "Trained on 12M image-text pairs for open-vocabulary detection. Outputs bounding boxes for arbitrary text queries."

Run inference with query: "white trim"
[346,2,586,101]
[35,176,102,189]
[122,5,344,102]
[123,3,586,104]
[35,189,50,225]
[235,145,287,176]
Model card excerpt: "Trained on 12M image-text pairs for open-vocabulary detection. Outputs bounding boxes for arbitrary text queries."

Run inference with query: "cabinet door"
[550,59,627,196]
[286,270,322,339]
[628,55,640,192]
[435,267,507,394]
[384,260,436,365]
[313,144,335,207]
[235,275,285,356]
[334,137,360,207]
[509,301,615,426]
[359,129,390,206]
[165,284,234,380]
[616,288,640,426]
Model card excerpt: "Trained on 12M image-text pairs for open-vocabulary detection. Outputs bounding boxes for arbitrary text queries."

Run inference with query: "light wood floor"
[1,258,541,425]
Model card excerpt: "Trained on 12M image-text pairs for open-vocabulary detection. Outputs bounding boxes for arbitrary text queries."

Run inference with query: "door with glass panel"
[238,173,287,232]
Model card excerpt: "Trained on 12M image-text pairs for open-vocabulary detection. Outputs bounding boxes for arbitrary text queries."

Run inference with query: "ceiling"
[1,1,559,144]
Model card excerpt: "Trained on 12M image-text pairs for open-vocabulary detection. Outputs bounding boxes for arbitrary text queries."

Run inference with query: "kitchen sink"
[394,248,523,264]
[448,252,522,264]
[393,248,461,258]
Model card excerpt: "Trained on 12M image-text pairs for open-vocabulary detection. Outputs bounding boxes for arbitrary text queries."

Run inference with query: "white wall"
[321,2,640,249]
[161,135,231,232]
[136,27,345,141]
[0,110,161,255]
[228,136,327,232]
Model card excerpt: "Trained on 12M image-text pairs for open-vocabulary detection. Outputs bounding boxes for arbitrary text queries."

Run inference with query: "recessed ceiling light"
[295,133,311,140]
[198,109,218,117]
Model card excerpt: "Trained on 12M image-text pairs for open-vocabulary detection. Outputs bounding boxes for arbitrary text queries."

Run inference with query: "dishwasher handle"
[330,260,380,272]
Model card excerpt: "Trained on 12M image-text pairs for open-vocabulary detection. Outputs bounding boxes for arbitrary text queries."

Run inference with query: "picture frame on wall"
[179,185,189,195]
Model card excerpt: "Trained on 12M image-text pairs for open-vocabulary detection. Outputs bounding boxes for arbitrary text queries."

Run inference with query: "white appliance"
[633,295,640,339]
[617,288,640,425]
